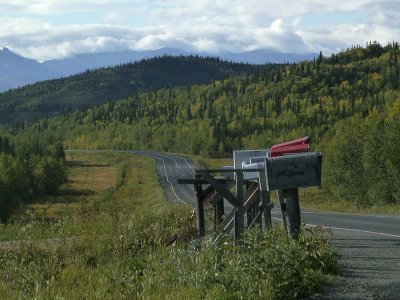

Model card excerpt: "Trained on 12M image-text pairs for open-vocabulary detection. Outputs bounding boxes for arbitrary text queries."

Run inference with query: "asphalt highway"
[129,150,197,206]
[135,150,400,300]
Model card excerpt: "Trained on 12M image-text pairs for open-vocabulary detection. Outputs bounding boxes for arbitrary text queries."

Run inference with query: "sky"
[0,0,399,61]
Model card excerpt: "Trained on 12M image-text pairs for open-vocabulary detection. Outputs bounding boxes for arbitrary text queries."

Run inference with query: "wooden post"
[194,183,205,237]
[258,168,272,230]
[215,196,224,225]
[283,188,301,239]
[246,182,254,227]
[277,190,289,238]
[260,190,272,230]
[247,202,255,227]
[234,170,245,242]
[252,200,259,228]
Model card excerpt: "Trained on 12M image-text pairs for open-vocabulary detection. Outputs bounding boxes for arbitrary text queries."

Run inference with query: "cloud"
[0,0,133,15]
[0,0,399,60]
[365,1,400,27]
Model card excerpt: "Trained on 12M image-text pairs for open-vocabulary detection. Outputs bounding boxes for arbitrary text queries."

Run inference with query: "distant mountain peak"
[0,47,27,61]
[0,47,16,56]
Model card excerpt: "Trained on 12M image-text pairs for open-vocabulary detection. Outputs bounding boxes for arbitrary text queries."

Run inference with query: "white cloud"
[0,0,134,15]
[0,0,399,60]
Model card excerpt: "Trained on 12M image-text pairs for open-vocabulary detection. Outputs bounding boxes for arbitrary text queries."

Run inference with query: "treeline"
[0,133,66,222]
[2,42,400,209]
[0,56,264,124]
[322,101,400,207]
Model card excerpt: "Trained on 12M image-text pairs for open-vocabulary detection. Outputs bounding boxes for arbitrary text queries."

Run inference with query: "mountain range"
[0,47,317,92]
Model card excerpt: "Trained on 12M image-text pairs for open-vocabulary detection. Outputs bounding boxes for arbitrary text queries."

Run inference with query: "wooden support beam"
[223,209,236,233]
[234,170,245,242]
[260,191,272,230]
[178,178,233,185]
[215,195,225,225]
[243,184,260,210]
[197,170,241,207]
[248,210,263,229]
[211,181,235,205]
[277,189,289,238]
[283,188,301,239]
[202,168,262,173]
[258,168,272,230]
[194,183,205,237]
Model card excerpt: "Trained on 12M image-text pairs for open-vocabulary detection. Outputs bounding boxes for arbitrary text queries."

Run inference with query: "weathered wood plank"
[197,170,241,207]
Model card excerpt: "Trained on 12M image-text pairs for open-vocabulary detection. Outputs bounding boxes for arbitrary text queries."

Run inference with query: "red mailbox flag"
[270,137,310,157]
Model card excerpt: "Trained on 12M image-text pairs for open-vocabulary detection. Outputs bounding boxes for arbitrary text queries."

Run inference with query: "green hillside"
[0,56,261,124]
[29,43,397,148]
[2,42,400,209]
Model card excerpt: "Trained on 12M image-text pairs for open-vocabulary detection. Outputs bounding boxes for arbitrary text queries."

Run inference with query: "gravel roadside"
[318,230,400,299]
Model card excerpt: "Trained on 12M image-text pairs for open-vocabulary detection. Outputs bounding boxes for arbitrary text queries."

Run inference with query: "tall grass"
[0,152,337,299]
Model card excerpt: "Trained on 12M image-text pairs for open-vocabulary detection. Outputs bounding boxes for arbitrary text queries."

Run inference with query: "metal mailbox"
[241,162,260,180]
[233,149,268,179]
[264,152,322,191]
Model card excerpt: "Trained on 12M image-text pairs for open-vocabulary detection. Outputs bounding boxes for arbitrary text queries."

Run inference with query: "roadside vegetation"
[0,133,66,222]
[0,152,337,299]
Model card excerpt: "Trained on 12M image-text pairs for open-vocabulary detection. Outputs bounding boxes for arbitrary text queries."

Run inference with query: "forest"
[0,55,262,124]
[0,41,400,219]
[0,133,66,222]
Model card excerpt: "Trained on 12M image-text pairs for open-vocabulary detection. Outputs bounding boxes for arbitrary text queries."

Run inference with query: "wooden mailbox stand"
[179,168,273,242]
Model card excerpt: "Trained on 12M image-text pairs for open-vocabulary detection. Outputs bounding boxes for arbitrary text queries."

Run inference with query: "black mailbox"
[264,152,322,191]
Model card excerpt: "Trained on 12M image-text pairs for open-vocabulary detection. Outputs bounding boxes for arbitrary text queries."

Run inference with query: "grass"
[299,187,400,215]
[0,151,338,299]
[15,153,118,221]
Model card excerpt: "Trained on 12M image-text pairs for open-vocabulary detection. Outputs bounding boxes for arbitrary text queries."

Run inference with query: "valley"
[1,42,400,299]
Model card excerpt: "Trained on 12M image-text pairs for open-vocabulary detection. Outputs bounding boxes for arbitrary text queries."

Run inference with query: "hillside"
[31,43,396,148]
[0,47,316,93]
[0,56,262,124]
[1,42,400,209]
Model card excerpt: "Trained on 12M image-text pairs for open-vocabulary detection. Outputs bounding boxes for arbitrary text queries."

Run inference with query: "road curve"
[129,150,197,206]
[134,151,400,300]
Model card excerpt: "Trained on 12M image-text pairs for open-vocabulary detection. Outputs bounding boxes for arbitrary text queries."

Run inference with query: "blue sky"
[0,0,399,61]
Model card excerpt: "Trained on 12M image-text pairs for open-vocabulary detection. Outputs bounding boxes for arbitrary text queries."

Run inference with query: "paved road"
[136,150,400,300]
[129,150,197,206]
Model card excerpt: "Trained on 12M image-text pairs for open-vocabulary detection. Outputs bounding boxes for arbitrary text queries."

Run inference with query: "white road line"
[172,156,180,168]
[181,157,196,175]
[157,156,188,206]
[271,217,400,239]
[171,155,196,175]
[321,226,400,239]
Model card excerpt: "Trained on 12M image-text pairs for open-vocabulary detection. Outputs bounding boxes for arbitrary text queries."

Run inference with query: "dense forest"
[1,42,400,217]
[0,133,66,221]
[0,56,262,124]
